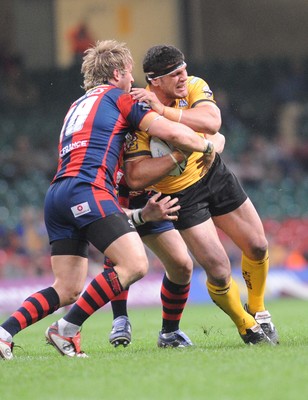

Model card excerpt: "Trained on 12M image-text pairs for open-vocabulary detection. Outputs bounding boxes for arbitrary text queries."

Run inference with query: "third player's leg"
[143,229,194,347]
[179,218,231,286]
[142,229,193,284]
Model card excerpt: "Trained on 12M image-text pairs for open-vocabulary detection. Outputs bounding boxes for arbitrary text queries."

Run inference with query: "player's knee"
[135,262,149,280]
[208,273,231,288]
[53,284,83,306]
[201,252,230,274]
[178,267,192,283]
[205,259,231,287]
[130,257,149,281]
[249,240,268,260]
[175,258,193,282]
[65,290,82,305]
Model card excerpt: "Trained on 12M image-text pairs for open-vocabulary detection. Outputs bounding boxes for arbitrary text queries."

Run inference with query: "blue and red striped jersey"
[52,84,152,193]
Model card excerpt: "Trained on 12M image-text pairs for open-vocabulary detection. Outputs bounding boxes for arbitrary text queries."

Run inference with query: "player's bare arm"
[132,88,221,135]
[124,150,186,190]
[206,132,225,154]
[140,113,213,153]
[180,102,221,135]
[131,88,165,114]
[162,101,222,135]
[135,96,224,154]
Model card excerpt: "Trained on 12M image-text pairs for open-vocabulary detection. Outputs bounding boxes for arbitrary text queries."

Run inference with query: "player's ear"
[113,69,121,82]
[151,78,160,88]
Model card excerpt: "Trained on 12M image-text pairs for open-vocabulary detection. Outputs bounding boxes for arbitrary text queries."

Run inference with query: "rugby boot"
[157,329,193,348]
[45,322,88,357]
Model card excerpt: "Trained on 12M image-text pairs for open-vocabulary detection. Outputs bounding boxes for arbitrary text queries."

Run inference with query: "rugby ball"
[150,137,187,176]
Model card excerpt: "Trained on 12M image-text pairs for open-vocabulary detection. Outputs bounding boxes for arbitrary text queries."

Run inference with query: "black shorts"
[168,154,247,230]
[51,212,136,256]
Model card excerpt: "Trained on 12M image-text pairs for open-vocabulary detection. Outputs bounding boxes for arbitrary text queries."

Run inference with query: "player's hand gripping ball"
[150,137,187,176]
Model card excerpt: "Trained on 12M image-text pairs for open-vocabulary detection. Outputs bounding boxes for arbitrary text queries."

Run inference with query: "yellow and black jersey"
[124,76,216,194]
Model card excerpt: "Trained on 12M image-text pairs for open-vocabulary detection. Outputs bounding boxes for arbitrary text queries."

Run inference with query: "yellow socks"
[241,251,269,315]
[206,278,256,335]
[206,251,270,335]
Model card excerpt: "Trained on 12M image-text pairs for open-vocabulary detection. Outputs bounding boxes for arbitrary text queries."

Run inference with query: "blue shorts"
[136,220,174,237]
[129,191,174,237]
[44,177,135,244]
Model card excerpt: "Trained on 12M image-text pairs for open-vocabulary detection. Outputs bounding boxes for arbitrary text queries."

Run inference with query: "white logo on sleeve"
[71,202,91,217]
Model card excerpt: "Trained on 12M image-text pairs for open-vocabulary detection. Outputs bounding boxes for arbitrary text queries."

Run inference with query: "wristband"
[169,153,179,165]
[162,106,182,122]
[131,208,145,226]
[176,147,188,160]
[203,139,214,155]
[169,152,187,174]
[178,109,183,123]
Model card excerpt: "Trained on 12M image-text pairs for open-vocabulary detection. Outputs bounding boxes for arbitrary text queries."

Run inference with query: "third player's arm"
[124,150,186,190]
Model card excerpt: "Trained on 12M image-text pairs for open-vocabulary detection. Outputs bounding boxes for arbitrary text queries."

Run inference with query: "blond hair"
[81,39,134,91]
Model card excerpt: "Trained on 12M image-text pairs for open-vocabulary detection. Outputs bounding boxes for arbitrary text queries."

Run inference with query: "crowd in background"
[0,51,307,278]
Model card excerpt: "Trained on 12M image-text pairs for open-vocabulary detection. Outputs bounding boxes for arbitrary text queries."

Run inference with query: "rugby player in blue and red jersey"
[0,40,216,360]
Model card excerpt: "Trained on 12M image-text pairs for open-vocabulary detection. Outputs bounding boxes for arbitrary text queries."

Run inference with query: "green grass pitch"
[1,298,308,400]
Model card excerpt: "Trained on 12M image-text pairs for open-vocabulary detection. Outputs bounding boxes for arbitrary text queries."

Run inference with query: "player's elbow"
[208,116,222,135]
[214,133,225,154]
[203,109,222,135]
[125,175,144,191]
[212,120,222,135]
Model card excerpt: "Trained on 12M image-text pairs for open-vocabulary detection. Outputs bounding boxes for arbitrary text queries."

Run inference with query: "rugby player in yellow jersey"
[122,45,279,346]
